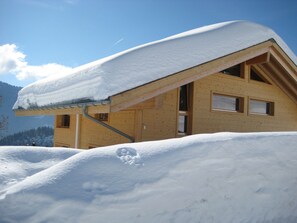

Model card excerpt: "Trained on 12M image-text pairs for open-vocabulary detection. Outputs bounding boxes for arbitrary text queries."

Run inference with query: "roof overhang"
[14,40,297,116]
[14,100,110,116]
[110,40,297,112]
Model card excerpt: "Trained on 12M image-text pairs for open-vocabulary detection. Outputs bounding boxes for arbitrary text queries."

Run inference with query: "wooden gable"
[110,40,297,112]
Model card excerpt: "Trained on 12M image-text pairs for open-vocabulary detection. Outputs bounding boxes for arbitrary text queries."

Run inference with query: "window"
[221,64,243,78]
[178,84,192,135]
[94,113,109,122]
[212,93,244,113]
[0,96,2,106]
[178,115,188,133]
[249,99,274,116]
[250,67,270,84]
[57,115,70,128]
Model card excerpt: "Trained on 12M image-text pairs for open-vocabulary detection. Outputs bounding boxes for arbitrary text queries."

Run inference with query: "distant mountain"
[0,81,53,138]
[0,126,53,147]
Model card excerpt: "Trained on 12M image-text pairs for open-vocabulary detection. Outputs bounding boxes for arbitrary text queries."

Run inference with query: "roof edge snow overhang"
[110,40,297,112]
[14,40,297,116]
[14,99,111,116]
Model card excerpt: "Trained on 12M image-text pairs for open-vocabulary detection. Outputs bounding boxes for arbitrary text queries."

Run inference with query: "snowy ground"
[0,132,297,223]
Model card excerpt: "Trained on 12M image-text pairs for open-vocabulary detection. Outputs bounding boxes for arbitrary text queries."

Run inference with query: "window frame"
[177,83,193,136]
[249,99,275,116]
[94,113,109,122]
[249,66,271,85]
[211,93,244,113]
[56,115,70,128]
[221,63,244,79]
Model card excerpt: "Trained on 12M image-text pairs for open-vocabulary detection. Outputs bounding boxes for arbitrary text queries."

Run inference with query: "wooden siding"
[54,115,77,148]
[192,71,297,133]
[71,111,135,148]
[141,89,178,141]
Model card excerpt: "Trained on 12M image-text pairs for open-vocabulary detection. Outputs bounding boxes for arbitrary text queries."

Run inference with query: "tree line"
[0,126,54,147]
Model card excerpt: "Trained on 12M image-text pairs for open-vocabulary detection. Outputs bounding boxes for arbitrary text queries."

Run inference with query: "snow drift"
[13,21,297,110]
[0,132,297,223]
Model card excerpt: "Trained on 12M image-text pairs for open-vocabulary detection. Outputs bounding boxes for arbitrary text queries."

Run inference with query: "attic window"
[95,113,109,122]
[57,115,70,128]
[212,93,244,113]
[221,64,243,78]
[250,67,270,84]
[249,99,274,116]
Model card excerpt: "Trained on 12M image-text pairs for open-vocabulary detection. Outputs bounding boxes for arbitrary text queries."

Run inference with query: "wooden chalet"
[14,21,297,149]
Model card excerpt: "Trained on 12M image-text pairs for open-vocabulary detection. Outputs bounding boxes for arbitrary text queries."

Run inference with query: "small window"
[95,113,109,122]
[178,115,188,134]
[250,67,270,84]
[221,64,242,78]
[57,115,70,128]
[249,99,274,116]
[212,94,244,113]
[179,85,189,111]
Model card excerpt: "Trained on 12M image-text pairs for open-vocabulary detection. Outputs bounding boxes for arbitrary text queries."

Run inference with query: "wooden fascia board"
[14,104,110,116]
[110,41,273,112]
[246,52,270,65]
[270,44,297,82]
[260,64,297,104]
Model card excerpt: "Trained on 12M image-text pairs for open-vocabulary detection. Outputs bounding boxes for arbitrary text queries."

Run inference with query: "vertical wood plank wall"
[192,73,297,133]
[54,71,297,149]
[141,89,178,141]
[54,115,77,148]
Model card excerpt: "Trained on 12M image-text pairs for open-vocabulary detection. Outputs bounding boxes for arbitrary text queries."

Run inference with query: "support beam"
[82,105,134,143]
[246,52,270,65]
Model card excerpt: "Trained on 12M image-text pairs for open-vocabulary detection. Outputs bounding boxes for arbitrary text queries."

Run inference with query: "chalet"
[14,21,297,149]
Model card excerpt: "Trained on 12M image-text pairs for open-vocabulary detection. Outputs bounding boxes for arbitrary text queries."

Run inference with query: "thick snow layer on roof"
[1,132,297,222]
[14,21,297,110]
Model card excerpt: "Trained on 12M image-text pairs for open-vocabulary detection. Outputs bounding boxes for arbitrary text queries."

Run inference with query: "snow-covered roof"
[13,21,297,110]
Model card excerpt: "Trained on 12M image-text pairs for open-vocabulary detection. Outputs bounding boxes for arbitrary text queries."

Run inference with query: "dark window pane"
[250,68,266,83]
[222,64,241,77]
[179,85,188,111]
[62,115,70,127]
[95,113,109,121]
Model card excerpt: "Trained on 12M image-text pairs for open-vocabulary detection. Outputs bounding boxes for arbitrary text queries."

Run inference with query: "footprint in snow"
[116,147,143,167]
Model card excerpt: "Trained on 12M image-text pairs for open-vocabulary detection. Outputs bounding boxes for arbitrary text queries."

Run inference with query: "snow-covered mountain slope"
[0,132,297,223]
[0,81,53,137]
[14,21,297,110]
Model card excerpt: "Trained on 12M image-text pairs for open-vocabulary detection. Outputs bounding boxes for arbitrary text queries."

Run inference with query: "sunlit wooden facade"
[16,41,297,149]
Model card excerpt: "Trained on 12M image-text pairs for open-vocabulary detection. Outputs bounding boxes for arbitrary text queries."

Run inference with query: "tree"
[0,115,8,138]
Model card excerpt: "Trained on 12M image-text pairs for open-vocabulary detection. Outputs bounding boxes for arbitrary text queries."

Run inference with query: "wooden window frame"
[249,99,275,116]
[94,113,109,122]
[56,115,70,128]
[249,66,271,84]
[177,83,193,136]
[211,93,244,113]
[221,63,244,78]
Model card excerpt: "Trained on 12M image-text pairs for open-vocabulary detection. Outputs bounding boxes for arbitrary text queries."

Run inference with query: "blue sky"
[0,0,296,87]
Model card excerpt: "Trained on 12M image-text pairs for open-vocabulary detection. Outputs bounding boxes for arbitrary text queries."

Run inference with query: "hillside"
[0,126,53,146]
[0,132,296,223]
[0,81,53,138]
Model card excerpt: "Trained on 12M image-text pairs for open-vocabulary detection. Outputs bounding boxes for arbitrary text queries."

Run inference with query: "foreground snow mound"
[0,146,80,191]
[0,132,297,223]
